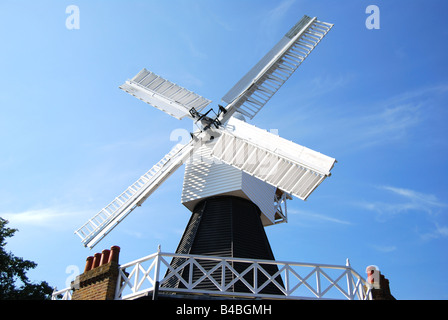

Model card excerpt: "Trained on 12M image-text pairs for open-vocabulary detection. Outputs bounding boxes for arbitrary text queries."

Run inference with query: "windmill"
[75,16,335,290]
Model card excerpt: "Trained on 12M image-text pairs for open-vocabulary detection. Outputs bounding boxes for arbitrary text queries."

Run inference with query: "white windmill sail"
[220,15,333,123]
[75,141,196,248]
[210,117,336,200]
[120,68,212,120]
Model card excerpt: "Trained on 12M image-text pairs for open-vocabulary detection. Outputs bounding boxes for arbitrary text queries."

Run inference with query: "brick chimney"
[371,274,396,300]
[71,246,121,300]
[366,266,396,300]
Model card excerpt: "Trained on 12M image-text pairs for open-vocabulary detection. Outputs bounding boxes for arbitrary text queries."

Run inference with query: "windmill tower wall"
[164,196,285,295]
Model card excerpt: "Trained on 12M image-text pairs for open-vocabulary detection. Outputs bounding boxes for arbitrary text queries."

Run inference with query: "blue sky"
[1,0,447,300]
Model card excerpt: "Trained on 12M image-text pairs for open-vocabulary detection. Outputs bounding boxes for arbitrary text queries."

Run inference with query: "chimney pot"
[109,246,120,264]
[84,256,94,272]
[100,249,110,266]
[92,252,102,269]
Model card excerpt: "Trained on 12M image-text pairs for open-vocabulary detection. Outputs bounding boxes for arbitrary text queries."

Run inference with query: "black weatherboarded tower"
[163,196,284,296]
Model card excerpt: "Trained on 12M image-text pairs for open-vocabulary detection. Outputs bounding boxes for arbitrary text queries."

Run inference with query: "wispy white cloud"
[357,84,448,147]
[98,136,163,154]
[268,0,296,21]
[182,34,208,60]
[289,208,352,225]
[370,244,397,253]
[1,206,89,230]
[382,186,446,211]
[308,84,448,151]
[384,84,448,107]
[178,72,205,89]
[291,73,355,103]
[261,0,297,40]
[418,223,448,241]
[351,185,448,245]
[122,229,147,240]
[361,104,422,144]
[353,185,447,243]
[354,185,446,219]
[332,100,423,150]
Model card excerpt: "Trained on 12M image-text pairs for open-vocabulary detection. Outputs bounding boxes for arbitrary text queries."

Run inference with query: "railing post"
[315,267,321,298]
[188,257,193,290]
[345,259,355,300]
[254,262,258,294]
[133,263,139,295]
[221,259,226,291]
[152,245,161,300]
[51,287,58,300]
[114,269,122,300]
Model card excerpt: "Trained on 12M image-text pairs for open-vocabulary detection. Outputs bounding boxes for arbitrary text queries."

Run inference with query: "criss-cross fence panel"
[113,251,372,300]
[51,251,371,300]
[115,251,161,300]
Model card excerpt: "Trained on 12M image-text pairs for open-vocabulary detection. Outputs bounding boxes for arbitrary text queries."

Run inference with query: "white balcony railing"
[51,287,73,300]
[52,248,372,300]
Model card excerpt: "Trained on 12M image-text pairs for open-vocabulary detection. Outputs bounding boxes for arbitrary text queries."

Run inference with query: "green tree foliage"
[0,217,53,299]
